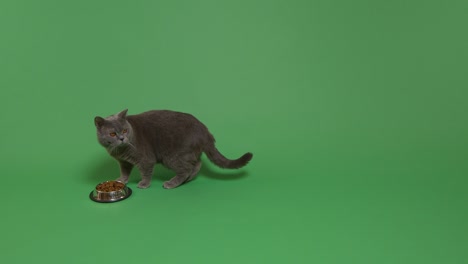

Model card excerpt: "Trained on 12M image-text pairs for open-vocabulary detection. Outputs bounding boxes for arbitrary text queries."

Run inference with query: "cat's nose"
[118,136,124,141]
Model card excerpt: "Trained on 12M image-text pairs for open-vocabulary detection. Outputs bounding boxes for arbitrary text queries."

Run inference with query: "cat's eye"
[122,129,128,134]
[110,132,117,137]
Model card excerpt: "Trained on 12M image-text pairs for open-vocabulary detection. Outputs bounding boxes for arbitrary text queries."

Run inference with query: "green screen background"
[1,0,467,263]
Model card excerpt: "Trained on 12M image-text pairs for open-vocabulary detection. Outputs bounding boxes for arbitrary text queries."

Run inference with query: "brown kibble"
[96,181,125,192]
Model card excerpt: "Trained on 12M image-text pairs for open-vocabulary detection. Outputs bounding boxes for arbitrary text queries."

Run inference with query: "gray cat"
[94,109,253,189]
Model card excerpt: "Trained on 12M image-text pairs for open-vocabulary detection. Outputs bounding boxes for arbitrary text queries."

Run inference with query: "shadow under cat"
[86,157,249,187]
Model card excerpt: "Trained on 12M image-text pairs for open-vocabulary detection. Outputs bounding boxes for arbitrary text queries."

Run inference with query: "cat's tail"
[204,144,253,169]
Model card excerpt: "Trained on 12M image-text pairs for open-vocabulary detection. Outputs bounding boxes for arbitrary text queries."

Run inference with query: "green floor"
[1,0,467,263]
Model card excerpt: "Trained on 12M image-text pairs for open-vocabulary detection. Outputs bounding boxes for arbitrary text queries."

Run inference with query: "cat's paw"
[137,180,151,189]
[163,181,179,189]
[115,177,129,184]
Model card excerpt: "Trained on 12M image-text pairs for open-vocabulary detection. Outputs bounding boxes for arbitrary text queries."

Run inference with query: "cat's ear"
[118,109,128,120]
[94,116,105,128]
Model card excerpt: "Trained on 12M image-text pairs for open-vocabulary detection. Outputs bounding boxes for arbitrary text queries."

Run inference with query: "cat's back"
[127,110,212,151]
[127,110,204,130]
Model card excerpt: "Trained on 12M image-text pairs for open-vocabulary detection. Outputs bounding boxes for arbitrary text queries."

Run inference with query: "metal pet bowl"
[89,181,132,203]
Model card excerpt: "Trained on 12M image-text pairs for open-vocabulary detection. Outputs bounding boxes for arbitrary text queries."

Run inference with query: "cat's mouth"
[116,140,133,148]
[117,141,127,146]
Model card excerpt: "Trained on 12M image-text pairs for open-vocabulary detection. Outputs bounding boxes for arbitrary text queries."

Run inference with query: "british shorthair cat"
[94,109,253,189]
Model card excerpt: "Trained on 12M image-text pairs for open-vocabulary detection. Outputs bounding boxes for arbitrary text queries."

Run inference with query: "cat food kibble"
[96,181,125,192]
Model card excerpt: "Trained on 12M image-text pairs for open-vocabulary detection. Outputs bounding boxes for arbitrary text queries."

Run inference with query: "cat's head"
[94,109,133,149]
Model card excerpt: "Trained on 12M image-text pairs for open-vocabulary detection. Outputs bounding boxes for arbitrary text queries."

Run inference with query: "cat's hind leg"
[163,173,190,189]
[163,154,199,189]
[186,161,201,183]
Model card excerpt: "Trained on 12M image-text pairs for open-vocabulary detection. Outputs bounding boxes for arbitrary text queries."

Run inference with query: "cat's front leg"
[136,162,154,189]
[116,160,133,184]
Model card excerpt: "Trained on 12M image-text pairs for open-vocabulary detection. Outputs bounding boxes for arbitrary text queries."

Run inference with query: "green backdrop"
[1,0,467,263]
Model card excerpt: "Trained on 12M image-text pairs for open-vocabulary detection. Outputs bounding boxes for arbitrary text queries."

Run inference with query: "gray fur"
[94,109,253,189]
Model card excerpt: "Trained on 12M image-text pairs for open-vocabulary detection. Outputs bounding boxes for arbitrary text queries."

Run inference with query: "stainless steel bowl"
[89,181,132,203]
